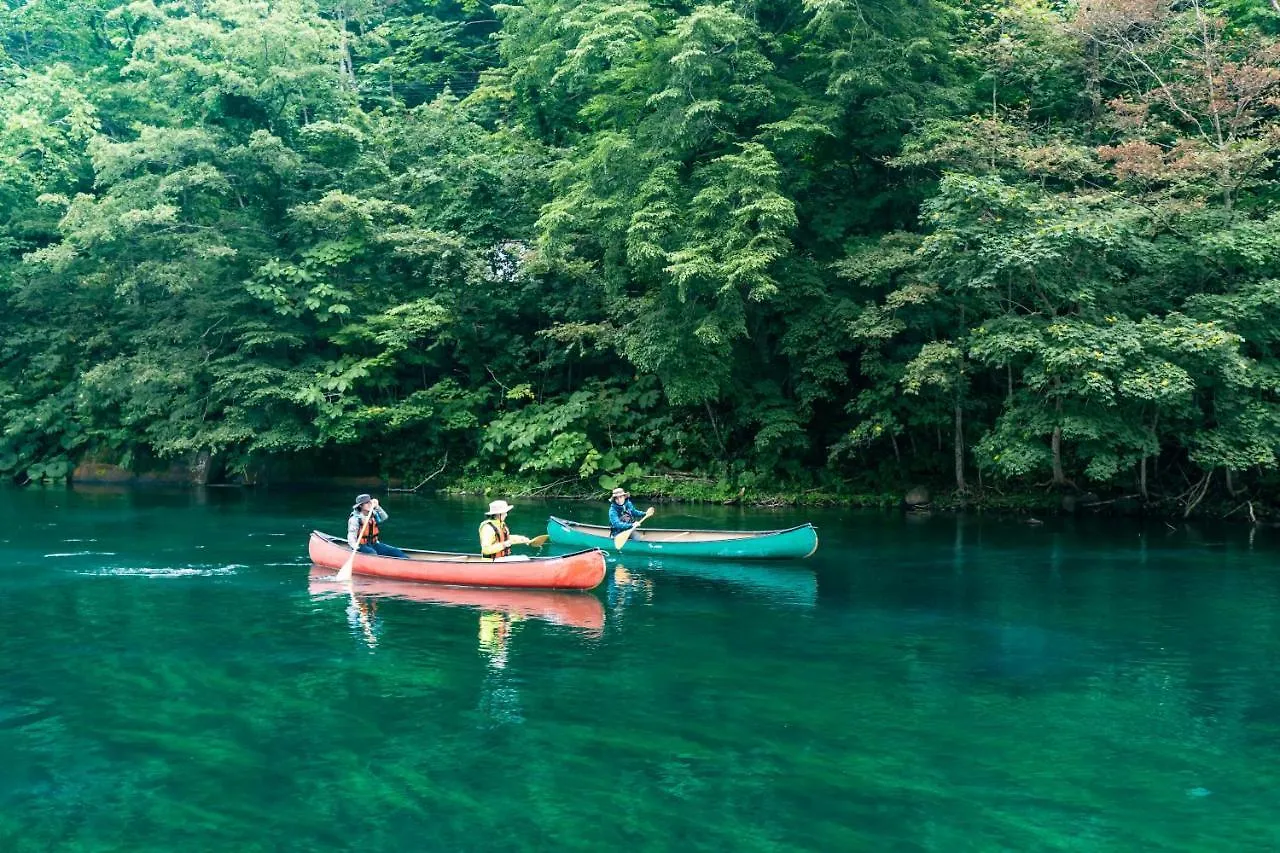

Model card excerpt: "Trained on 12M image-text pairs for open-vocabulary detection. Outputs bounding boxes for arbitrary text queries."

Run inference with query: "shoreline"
[30,470,1273,523]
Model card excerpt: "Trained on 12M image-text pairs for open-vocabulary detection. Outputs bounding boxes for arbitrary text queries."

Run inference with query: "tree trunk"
[1051,426,1065,486]
[954,401,966,492]
[1139,456,1148,500]
[705,401,726,458]
[1147,412,1159,493]
[1051,394,1065,485]
[1084,35,1101,126]
[337,8,356,90]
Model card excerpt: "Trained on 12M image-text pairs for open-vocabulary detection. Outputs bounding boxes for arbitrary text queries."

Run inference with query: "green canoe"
[546,516,819,560]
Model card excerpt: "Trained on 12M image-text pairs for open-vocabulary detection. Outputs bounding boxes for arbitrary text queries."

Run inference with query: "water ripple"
[74,565,246,578]
[44,551,118,558]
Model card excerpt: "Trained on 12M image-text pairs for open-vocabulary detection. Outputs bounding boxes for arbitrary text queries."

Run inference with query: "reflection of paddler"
[346,593,379,648]
[478,611,524,669]
[608,564,654,611]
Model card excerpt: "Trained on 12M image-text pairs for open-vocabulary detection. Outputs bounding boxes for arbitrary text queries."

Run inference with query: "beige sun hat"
[487,499,515,515]
[610,487,628,498]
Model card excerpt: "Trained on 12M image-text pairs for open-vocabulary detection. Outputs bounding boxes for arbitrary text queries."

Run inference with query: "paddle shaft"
[486,525,544,554]
[503,533,546,549]
[337,507,378,581]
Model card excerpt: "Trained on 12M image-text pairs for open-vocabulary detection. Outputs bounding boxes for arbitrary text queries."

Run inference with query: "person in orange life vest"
[479,500,532,560]
[347,494,407,559]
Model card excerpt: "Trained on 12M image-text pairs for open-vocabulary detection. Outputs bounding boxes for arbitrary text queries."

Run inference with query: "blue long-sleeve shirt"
[609,500,639,535]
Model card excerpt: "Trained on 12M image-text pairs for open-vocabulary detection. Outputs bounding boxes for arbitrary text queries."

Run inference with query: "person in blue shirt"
[608,487,641,535]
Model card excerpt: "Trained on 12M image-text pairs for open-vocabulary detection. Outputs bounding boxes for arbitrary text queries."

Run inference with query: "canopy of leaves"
[3,0,1280,507]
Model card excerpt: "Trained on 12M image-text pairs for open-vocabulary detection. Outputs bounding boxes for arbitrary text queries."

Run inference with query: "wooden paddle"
[337,508,377,582]
[614,507,655,550]
[505,533,547,551]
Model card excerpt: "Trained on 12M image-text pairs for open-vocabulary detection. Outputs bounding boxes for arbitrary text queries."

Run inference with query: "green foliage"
[480,378,665,478]
[4,0,1280,513]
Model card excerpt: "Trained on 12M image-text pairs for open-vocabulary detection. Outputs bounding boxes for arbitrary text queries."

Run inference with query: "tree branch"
[389,451,448,492]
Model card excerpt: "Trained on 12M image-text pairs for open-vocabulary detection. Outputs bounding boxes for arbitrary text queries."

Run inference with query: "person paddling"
[348,494,407,559]
[608,487,641,535]
[479,500,532,560]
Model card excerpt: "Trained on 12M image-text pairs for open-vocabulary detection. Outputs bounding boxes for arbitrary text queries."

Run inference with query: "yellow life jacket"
[479,518,510,559]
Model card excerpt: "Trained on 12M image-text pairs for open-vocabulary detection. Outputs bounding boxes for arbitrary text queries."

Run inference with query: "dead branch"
[1077,493,1139,508]
[389,451,448,492]
[1182,469,1213,518]
[635,472,715,484]
[528,476,576,495]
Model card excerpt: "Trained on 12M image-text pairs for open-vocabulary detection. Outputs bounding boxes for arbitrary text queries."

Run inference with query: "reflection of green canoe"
[621,559,817,606]
[547,516,819,560]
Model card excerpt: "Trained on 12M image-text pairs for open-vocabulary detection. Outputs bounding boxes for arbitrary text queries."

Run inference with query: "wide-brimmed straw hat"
[487,499,515,515]
[610,487,629,499]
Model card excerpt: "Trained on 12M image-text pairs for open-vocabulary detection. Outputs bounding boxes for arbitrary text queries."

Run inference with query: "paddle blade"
[528,534,549,547]
[614,508,654,550]
[335,549,356,582]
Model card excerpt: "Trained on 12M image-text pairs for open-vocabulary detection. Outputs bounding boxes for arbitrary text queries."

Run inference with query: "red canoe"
[307,568,605,634]
[307,531,606,590]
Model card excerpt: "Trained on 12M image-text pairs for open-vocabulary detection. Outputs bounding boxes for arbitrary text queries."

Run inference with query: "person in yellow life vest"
[479,500,532,560]
[478,610,524,669]
[347,494,407,559]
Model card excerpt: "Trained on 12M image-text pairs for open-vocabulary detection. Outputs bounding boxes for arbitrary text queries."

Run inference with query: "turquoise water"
[3,486,1280,851]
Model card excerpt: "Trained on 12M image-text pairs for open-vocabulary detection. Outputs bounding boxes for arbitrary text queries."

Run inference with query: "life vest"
[480,518,510,560]
[354,511,380,545]
[616,502,635,524]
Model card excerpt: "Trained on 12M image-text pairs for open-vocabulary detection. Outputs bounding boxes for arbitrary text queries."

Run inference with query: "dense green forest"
[3,0,1280,510]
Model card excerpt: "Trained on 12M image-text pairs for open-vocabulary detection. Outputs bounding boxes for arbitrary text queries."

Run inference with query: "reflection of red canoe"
[307,568,605,633]
[308,531,606,590]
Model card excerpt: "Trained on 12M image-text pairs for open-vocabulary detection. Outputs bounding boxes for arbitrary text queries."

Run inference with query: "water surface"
[3,486,1279,851]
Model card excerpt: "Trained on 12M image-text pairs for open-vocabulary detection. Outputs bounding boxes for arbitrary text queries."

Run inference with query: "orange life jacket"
[355,512,380,545]
[480,518,510,560]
